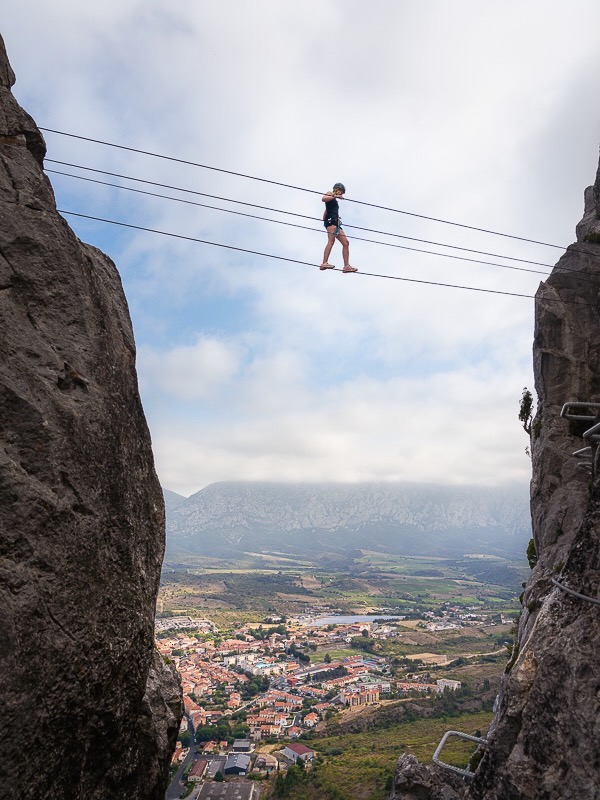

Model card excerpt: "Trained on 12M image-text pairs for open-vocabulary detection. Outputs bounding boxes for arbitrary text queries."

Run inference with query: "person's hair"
[333,182,345,193]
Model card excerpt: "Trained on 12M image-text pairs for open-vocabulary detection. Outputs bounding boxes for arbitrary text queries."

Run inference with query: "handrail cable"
[40,127,565,249]
[46,159,556,270]
[47,169,550,277]
[551,578,600,607]
[57,208,593,306]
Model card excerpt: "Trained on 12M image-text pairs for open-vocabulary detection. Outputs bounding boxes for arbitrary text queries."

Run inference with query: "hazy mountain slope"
[165,482,531,560]
[162,488,187,512]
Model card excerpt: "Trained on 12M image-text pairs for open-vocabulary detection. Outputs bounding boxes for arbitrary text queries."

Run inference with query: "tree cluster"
[273,762,306,796]
[288,643,310,663]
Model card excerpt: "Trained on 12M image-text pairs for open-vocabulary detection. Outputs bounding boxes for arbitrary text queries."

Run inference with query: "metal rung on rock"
[432,730,487,778]
[583,421,600,439]
[560,401,600,421]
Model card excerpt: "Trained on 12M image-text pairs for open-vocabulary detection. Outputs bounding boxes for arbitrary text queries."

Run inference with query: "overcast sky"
[4,2,600,496]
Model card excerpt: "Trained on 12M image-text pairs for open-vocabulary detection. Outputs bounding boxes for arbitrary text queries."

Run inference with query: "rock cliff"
[0,34,182,800]
[390,157,600,799]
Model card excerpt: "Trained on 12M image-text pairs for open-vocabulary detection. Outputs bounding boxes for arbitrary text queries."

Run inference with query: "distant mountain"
[165,481,531,561]
[162,488,188,512]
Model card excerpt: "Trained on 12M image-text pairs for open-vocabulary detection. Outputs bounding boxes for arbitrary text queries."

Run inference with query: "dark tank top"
[324,196,339,218]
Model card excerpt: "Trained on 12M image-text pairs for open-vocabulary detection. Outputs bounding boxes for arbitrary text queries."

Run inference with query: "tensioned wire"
[49,164,600,280]
[40,127,565,250]
[45,159,555,270]
[47,168,551,278]
[58,209,596,306]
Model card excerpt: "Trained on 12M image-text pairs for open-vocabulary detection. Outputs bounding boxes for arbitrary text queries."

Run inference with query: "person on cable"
[320,182,357,272]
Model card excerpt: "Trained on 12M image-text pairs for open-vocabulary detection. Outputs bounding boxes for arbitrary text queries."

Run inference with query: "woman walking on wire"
[320,182,357,272]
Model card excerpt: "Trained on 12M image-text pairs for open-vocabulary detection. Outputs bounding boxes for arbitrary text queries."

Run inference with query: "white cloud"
[2,1,597,494]
[147,356,531,495]
[138,337,242,400]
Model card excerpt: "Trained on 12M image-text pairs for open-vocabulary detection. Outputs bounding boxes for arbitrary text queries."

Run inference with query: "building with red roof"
[188,759,209,781]
[281,742,315,763]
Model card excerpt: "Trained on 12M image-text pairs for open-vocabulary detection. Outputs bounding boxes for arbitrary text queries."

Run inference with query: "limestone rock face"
[466,154,600,800]
[390,155,600,799]
[0,34,182,800]
[390,754,463,800]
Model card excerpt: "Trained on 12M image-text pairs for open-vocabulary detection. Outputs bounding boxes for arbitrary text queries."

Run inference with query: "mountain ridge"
[163,487,188,512]
[165,481,530,560]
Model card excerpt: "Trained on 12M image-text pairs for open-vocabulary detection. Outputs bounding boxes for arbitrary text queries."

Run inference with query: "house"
[179,716,190,733]
[303,712,319,727]
[188,759,209,782]
[205,755,227,779]
[171,742,186,764]
[254,752,278,772]
[224,752,252,775]
[190,710,210,731]
[339,685,380,707]
[397,681,437,694]
[436,679,461,692]
[281,742,315,763]
[183,695,202,718]
[259,723,282,739]
[196,782,260,799]
[227,692,242,708]
[358,680,391,694]
[232,739,253,752]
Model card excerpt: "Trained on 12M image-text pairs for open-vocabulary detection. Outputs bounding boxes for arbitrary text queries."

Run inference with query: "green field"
[261,711,492,800]
[308,648,357,663]
[159,553,525,623]
[315,711,492,793]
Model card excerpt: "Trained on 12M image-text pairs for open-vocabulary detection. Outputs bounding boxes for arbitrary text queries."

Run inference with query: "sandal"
[320,263,335,270]
[342,265,358,273]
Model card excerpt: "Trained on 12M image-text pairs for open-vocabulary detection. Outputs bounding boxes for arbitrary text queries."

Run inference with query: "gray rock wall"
[465,152,600,800]
[391,157,600,799]
[0,34,182,800]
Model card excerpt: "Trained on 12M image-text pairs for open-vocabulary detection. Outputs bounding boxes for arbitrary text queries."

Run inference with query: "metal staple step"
[432,730,487,778]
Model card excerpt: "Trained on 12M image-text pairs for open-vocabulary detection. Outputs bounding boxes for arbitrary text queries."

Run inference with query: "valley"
[158,550,526,799]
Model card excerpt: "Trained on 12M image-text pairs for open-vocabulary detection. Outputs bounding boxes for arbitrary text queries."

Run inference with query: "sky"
[3,2,600,496]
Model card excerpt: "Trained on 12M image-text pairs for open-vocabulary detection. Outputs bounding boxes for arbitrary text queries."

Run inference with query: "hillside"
[163,487,188,512]
[164,481,530,561]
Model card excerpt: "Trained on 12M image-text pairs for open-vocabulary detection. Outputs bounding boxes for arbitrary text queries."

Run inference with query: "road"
[165,726,196,800]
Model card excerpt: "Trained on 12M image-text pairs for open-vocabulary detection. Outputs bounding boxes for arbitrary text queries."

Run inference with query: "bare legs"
[321,228,337,266]
[337,230,350,267]
[320,227,356,271]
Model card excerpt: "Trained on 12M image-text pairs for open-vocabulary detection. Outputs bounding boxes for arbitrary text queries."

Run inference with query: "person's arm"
[322,191,344,202]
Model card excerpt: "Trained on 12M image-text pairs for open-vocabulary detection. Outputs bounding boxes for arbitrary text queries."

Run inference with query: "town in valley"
[159,554,523,799]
